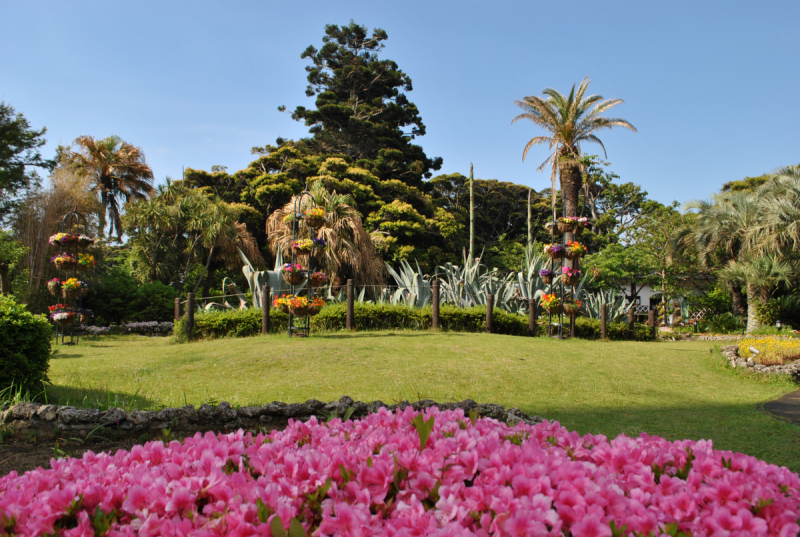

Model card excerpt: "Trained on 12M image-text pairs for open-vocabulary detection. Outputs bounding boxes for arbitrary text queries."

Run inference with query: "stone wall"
[721,345,800,380]
[0,396,542,439]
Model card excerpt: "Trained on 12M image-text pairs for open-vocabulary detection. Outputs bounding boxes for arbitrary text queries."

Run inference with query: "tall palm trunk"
[727,281,746,316]
[469,163,474,261]
[559,161,582,267]
[745,282,761,333]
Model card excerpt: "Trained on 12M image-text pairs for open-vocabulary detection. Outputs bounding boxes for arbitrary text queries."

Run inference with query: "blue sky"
[2,1,798,205]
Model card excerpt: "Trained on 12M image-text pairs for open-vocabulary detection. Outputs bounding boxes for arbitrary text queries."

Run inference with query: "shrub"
[132,282,180,322]
[0,295,52,396]
[1,408,798,535]
[180,303,655,341]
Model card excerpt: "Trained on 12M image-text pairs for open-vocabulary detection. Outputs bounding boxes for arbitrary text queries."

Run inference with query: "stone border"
[0,396,542,439]
[721,345,800,380]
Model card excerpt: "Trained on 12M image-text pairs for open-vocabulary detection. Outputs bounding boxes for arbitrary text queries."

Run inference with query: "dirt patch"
[0,426,283,478]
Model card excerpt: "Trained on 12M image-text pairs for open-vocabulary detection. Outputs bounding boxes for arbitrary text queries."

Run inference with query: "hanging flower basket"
[51,311,77,327]
[62,288,80,299]
[563,301,582,316]
[562,267,582,287]
[52,253,77,271]
[281,264,305,285]
[304,207,326,229]
[309,272,327,288]
[565,241,587,260]
[539,269,554,285]
[273,295,293,314]
[77,253,96,272]
[48,233,79,246]
[556,218,576,233]
[77,234,95,247]
[47,278,61,296]
[543,243,565,260]
[61,278,88,299]
[291,239,314,256]
[288,297,309,317]
[283,213,300,228]
[79,309,94,323]
[307,297,326,316]
[312,237,327,257]
[540,293,561,314]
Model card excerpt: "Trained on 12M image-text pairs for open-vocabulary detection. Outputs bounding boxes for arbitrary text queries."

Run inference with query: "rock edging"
[0,396,542,439]
[721,345,800,380]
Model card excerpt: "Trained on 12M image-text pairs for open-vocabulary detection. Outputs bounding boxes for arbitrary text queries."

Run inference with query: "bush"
[180,303,654,341]
[3,408,799,535]
[0,294,52,396]
[132,282,180,322]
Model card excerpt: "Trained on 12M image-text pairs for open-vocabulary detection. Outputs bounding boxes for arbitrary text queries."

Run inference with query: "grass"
[44,331,800,472]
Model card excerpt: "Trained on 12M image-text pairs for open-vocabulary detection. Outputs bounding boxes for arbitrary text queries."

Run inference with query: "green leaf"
[469,408,479,427]
[288,518,306,537]
[411,413,435,451]
[255,498,273,524]
[270,517,287,537]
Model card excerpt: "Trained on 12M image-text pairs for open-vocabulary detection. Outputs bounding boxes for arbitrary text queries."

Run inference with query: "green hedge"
[178,303,654,341]
[0,295,52,396]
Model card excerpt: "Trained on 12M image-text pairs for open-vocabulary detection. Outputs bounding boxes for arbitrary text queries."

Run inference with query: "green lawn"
[47,332,800,472]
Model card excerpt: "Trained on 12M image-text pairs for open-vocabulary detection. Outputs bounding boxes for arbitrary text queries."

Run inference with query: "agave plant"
[238,248,303,308]
[436,254,519,311]
[386,259,431,308]
[582,289,632,323]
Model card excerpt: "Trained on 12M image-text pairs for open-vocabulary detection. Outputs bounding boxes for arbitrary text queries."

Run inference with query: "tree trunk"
[662,269,667,325]
[0,263,10,295]
[202,265,216,302]
[469,163,474,261]
[746,282,761,333]
[559,162,582,219]
[527,187,532,248]
[728,281,746,316]
[559,162,582,267]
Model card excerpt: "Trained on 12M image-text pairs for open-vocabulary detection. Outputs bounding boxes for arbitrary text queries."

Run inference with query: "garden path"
[764,390,800,426]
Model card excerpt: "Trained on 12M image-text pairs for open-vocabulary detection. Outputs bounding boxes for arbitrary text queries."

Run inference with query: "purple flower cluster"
[1,407,798,536]
[312,237,327,248]
[539,269,554,277]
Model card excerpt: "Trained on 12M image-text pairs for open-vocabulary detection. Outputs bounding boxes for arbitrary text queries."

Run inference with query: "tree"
[290,20,442,187]
[718,255,797,333]
[628,204,687,323]
[678,191,760,316]
[65,135,155,240]
[0,102,54,220]
[512,78,636,244]
[265,182,384,286]
[0,230,28,295]
[123,180,262,297]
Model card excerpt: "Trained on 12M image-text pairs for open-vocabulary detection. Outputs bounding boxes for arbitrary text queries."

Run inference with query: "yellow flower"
[738,336,800,365]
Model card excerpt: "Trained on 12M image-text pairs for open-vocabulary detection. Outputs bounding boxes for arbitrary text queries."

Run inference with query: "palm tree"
[265,182,384,286]
[512,78,636,230]
[749,165,800,252]
[678,191,761,315]
[66,135,154,240]
[718,254,797,333]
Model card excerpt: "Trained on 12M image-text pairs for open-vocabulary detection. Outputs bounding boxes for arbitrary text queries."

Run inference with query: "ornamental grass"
[1,407,798,535]
[738,336,800,366]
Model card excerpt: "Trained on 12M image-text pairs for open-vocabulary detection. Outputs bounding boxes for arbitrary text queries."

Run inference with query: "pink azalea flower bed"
[1,407,799,536]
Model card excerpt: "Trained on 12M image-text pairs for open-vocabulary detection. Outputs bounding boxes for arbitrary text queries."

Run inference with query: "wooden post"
[186,292,195,340]
[261,285,270,334]
[629,308,635,340]
[346,279,354,331]
[431,280,440,330]
[486,294,494,333]
[174,297,181,322]
[569,313,576,338]
[600,304,608,340]
[528,299,536,337]
[649,309,656,339]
